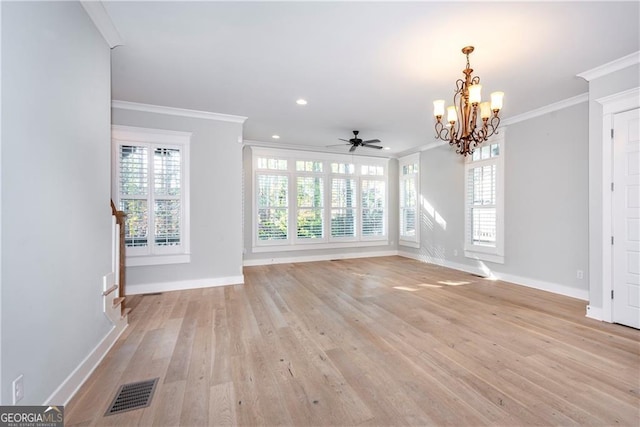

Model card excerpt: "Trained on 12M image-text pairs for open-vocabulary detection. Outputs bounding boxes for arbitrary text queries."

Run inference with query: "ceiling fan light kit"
[433,46,504,157]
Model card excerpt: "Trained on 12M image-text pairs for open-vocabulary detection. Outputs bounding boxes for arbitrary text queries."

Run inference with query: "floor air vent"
[105,378,158,416]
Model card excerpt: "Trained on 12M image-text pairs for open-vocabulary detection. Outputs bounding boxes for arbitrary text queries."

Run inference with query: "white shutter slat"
[297,176,324,239]
[119,145,148,196]
[119,144,149,248]
[257,173,289,241]
[154,148,181,197]
[468,164,497,246]
[154,199,181,246]
[362,179,385,237]
[331,178,356,237]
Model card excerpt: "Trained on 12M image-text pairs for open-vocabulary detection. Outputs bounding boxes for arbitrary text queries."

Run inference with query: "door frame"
[596,87,640,322]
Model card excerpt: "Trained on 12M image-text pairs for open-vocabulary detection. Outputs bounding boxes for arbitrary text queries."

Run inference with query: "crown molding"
[577,51,640,82]
[112,100,248,124]
[243,139,394,158]
[501,92,588,126]
[80,1,123,48]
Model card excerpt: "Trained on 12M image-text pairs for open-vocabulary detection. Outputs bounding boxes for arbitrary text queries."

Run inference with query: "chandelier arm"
[455,86,467,139]
[486,115,501,137]
[434,121,450,141]
[471,104,479,136]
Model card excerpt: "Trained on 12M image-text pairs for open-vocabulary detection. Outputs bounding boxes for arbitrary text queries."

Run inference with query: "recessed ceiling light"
[296,99,307,105]
[272,135,280,139]
[384,147,391,150]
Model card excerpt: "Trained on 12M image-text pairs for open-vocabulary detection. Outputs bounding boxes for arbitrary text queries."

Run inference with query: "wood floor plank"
[65,256,640,426]
[151,380,186,427]
[208,381,237,426]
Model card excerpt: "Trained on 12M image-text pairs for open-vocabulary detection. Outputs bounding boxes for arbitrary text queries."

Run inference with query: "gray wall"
[112,108,244,291]
[1,2,113,404]
[403,102,590,298]
[242,145,399,264]
[587,64,640,310]
[408,144,465,263]
[502,103,589,287]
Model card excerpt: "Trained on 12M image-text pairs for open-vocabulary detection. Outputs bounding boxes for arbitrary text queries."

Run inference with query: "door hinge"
[611,290,614,299]
[611,236,614,245]
[611,128,614,139]
[611,182,614,191]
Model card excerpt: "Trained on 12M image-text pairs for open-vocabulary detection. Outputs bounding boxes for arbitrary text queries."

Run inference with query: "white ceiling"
[103,1,640,156]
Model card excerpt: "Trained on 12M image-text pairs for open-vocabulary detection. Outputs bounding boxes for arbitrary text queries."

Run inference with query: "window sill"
[126,253,191,267]
[253,240,389,253]
[464,249,504,264]
[399,240,420,249]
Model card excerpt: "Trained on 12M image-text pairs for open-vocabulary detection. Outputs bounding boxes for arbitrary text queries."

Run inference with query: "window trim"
[252,147,389,251]
[112,125,191,267]
[464,131,505,264]
[399,153,420,248]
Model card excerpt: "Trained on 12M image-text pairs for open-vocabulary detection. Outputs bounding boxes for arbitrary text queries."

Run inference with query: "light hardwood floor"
[66,256,640,426]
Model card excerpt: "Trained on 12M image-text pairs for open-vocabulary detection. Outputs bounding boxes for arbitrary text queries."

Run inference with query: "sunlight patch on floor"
[437,280,471,286]
[393,283,444,291]
[393,286,420,292]
[416,283,443,288]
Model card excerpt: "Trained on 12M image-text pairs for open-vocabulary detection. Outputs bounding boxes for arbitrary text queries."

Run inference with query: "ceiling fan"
[328,130,383,152]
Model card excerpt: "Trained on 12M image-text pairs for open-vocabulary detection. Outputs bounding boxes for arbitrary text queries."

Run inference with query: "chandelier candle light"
[433,46,504,156]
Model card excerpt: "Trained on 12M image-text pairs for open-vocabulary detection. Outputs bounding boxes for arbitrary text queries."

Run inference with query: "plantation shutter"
[297,176,324,239]
[119,145,149,248]
[362,179,385,236]
[467,164,497,246]
[257,174,289,241]
[400,176,417,237]
[153,148,181,246]
[331,178,357,238]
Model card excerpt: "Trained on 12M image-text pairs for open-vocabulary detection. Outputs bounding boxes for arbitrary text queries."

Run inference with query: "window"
[361,178,385,237]
[253,148,388,251]
[464,132,505,263]
[331,165,357,239]
[112,126,191,266]
[257,174,288,242]
[399,153,420,247]
[296,175,324,240]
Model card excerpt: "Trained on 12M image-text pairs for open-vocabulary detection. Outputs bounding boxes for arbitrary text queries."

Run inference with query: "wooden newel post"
[110,200,127,302]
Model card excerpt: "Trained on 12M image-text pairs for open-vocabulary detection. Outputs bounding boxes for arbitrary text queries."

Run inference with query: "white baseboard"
[44,320,128,406]
[585,305,605,321]
[494,271,588,301]
[398,251,486,276]
[398,251,588,301]
[126,275,245,295]
[243,250,399,266]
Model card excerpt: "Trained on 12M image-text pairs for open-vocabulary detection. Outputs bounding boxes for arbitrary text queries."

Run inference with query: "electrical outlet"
[12,374,24,404]
[453,249,458,256]
[577,270,584,280]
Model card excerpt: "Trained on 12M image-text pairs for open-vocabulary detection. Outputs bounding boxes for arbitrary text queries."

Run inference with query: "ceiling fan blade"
[349,145,357,152]
[338,138,351,142]
[363,145,383,150]
[362,139,381,144]
[326,143,350,147]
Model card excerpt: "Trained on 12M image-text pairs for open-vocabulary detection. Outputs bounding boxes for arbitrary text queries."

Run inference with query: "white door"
[612,107,640,328]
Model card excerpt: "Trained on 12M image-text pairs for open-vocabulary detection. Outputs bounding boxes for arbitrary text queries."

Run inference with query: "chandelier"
[433,46,504,156]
